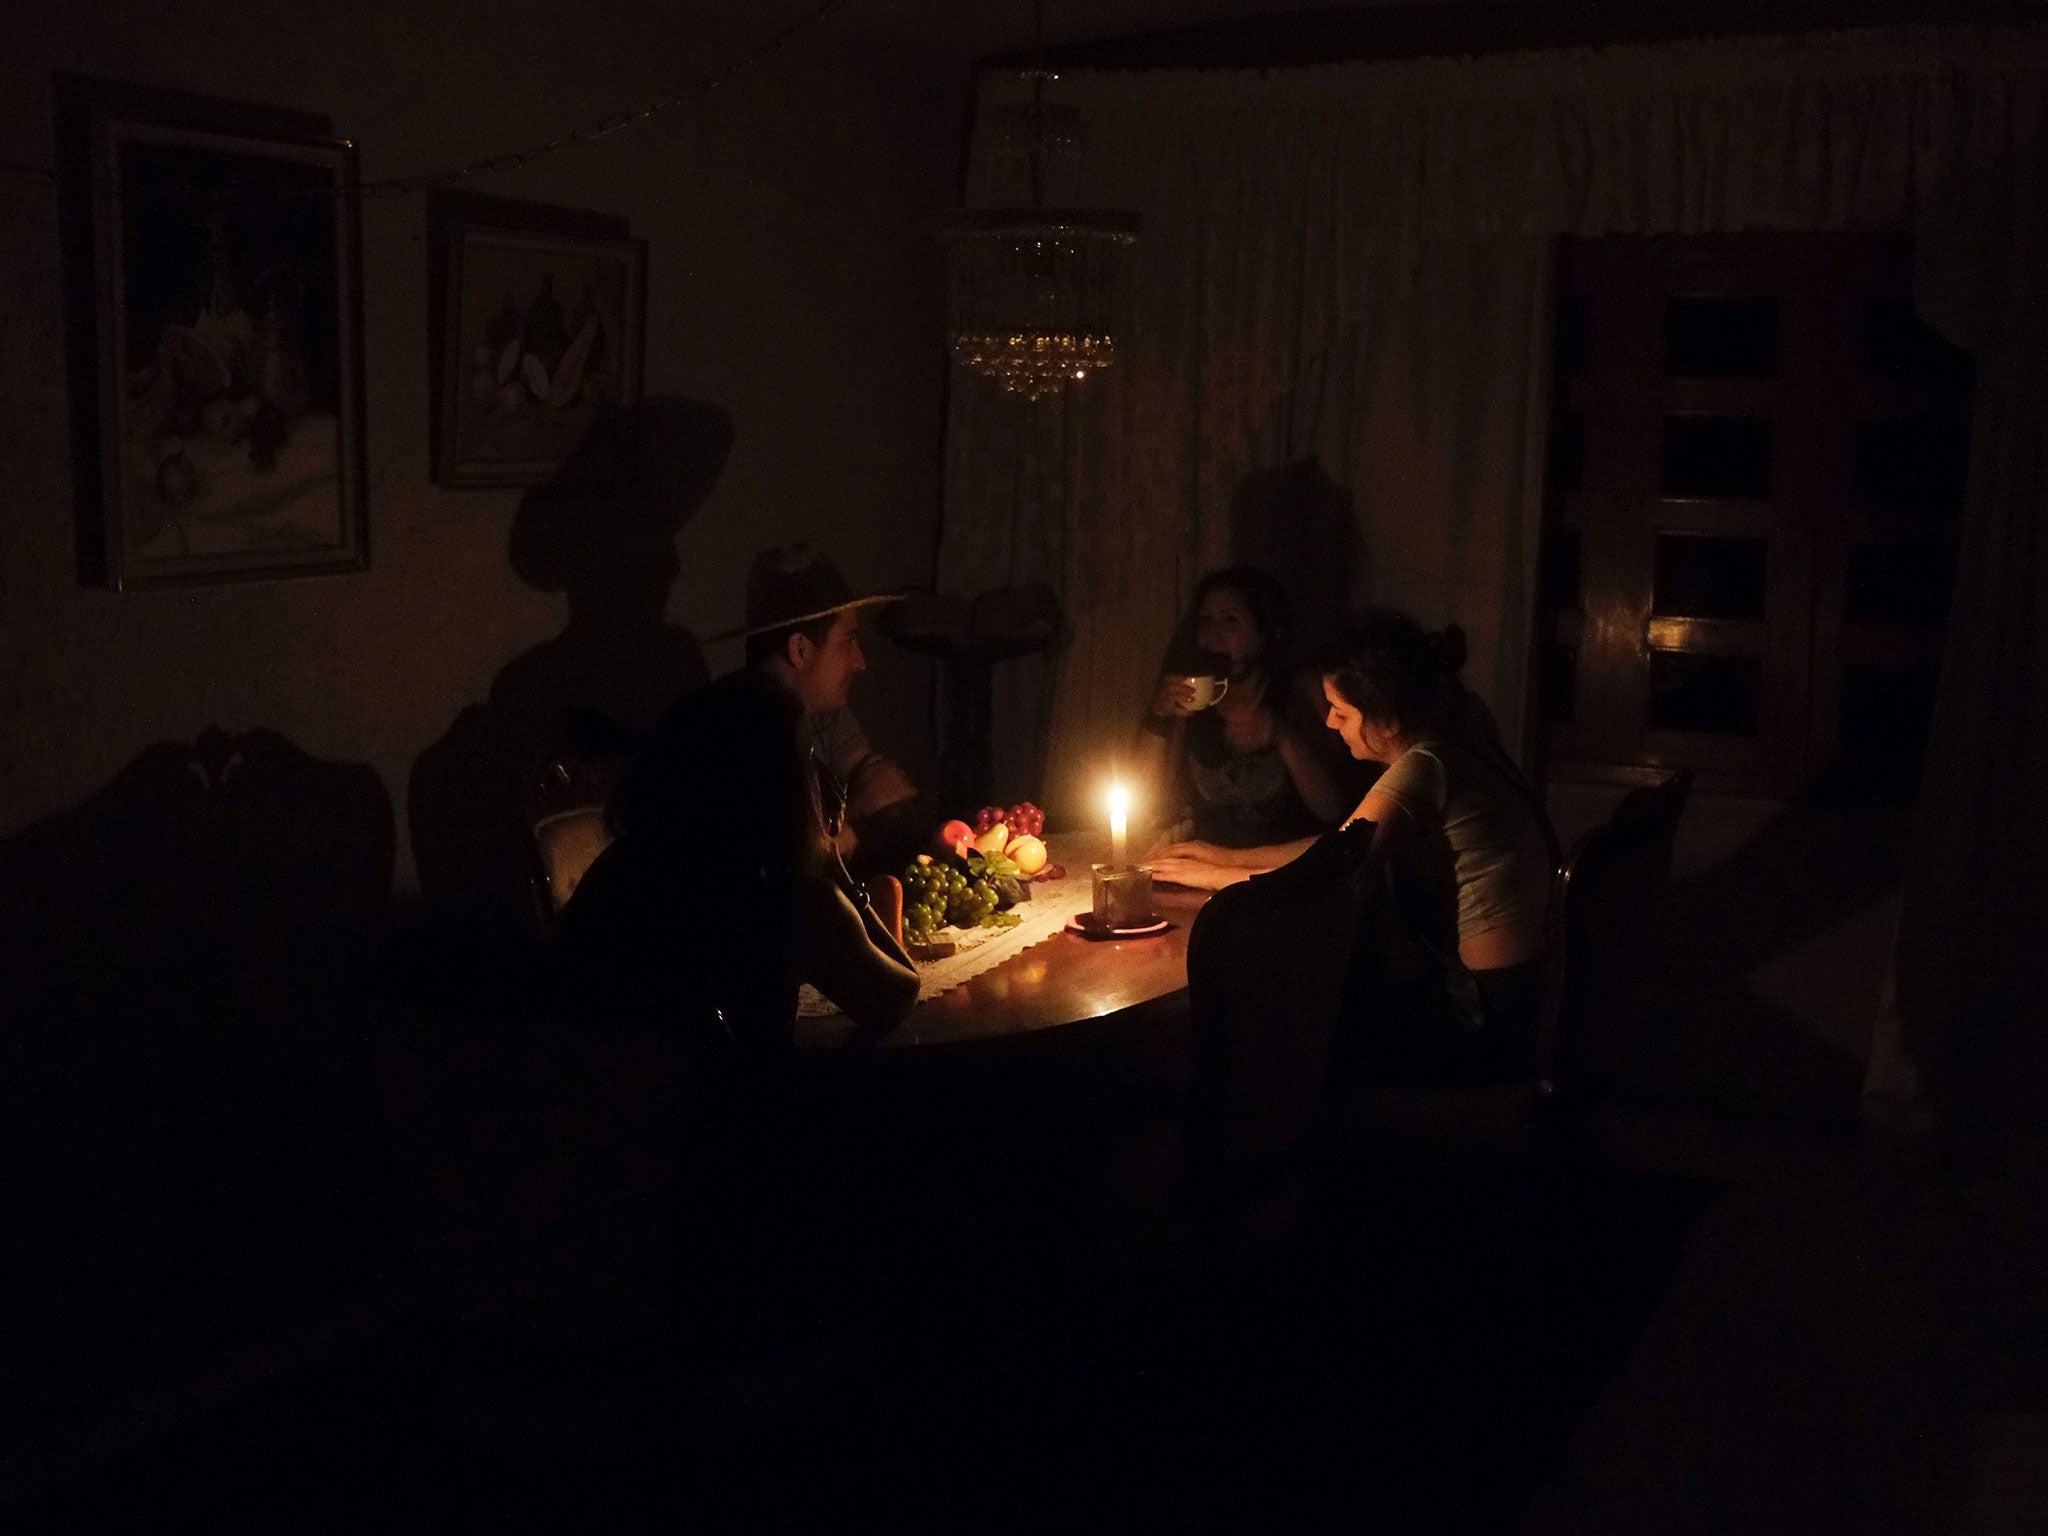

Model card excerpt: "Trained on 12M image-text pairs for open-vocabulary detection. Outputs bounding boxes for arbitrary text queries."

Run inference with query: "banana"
[521,352,551,401]
[548,313,602,409]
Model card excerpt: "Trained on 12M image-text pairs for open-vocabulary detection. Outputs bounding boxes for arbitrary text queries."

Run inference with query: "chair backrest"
[1534,769,1693,1095]
[531,808,612,914]
[519,753,622,931]
[1184,825,1379,1189]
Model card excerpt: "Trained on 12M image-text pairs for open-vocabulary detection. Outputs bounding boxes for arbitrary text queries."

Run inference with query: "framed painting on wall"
[56,76,368,589]
[430,194,645,488]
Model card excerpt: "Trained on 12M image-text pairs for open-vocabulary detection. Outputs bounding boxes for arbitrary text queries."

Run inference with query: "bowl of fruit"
[899,803,1060,959]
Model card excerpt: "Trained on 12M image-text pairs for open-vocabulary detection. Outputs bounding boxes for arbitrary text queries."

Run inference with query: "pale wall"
[0,1,963,887]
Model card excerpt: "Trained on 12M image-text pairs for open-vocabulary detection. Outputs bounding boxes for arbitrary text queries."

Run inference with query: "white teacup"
[1168,673,1230,711]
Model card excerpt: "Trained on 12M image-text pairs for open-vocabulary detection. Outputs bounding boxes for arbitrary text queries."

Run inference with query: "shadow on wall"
[0,728,398,1463]
[1229,455,1364,654]
[408,397,734,947]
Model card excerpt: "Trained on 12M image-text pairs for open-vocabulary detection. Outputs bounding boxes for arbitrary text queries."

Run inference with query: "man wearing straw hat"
[716,544,921,874]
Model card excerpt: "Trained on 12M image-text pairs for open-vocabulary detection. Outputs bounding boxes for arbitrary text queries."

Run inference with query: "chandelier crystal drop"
[941,10,1141,403]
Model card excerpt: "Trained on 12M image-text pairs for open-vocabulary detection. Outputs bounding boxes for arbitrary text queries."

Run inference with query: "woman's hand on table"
[1147,838,1239,867]
[1147,854,1249,891]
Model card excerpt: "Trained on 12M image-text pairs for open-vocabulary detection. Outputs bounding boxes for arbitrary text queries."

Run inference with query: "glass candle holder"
[1091,863,1156,929]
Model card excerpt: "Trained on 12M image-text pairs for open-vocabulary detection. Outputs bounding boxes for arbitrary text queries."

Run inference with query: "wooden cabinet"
[1537,234,1970,797]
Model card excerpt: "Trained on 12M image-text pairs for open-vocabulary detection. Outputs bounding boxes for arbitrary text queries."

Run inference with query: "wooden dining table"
[795,839,1212,1054]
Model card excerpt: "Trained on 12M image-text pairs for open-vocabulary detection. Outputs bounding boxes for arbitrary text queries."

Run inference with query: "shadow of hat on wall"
[509,398,734,602]
[410,397,735,949]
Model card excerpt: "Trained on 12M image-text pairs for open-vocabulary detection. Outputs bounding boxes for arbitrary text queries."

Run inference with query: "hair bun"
[1435,624,1468,675]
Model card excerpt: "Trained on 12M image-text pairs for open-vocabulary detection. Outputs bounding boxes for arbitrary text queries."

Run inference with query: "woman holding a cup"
[1132,568,1354,850]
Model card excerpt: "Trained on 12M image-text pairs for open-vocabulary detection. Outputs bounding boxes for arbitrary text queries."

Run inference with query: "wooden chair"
[1536,768,1694,1114]
[1328,768,1695,1162]
[518,751,622,933]
[0,728,407,1505]
[1182,767,1696,1258]
[1181,824,1382,1260]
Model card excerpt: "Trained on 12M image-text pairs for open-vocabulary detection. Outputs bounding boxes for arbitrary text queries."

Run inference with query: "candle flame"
[1106,783,1129,818]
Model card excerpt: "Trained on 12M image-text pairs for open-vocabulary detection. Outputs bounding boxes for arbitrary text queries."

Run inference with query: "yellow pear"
[974,823,1009,857]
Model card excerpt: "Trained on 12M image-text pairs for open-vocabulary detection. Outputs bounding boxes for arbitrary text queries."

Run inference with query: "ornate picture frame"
[57,76,368,589]
[429,193,645,488]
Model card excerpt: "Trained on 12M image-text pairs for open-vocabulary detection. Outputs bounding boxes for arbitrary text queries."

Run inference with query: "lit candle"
[1108,783,1129,869]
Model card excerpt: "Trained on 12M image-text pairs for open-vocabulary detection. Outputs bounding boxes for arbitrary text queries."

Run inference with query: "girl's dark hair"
[1319,609,1468,731]
[1190,566,1295,674]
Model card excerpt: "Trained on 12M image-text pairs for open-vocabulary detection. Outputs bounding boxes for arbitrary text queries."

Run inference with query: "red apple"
[937,819,974,856]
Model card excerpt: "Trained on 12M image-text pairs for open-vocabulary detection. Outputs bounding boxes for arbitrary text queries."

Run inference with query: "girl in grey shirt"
[1150,612,1555,1077]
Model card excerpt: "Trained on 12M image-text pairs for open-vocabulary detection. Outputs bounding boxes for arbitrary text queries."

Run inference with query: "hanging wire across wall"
[0,0,849,199]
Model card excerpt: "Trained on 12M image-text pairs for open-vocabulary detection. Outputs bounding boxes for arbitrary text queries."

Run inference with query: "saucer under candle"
[1091,863,1156,930]
[1067,913,1171,940]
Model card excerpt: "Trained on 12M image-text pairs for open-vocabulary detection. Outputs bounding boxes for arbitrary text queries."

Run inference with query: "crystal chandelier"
[941,8,1141,402]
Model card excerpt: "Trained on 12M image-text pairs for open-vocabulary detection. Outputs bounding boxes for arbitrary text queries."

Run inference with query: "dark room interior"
[5,2,2048,1531]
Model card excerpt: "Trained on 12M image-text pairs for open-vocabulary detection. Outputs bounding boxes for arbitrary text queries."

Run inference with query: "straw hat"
[709,543,903,642]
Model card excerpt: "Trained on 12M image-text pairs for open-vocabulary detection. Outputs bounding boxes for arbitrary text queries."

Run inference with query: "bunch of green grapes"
[946,875,999,929]
[901,857,957,943]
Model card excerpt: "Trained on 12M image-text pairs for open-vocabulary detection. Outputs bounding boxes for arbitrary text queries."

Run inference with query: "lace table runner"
[798,865,1095,1019]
